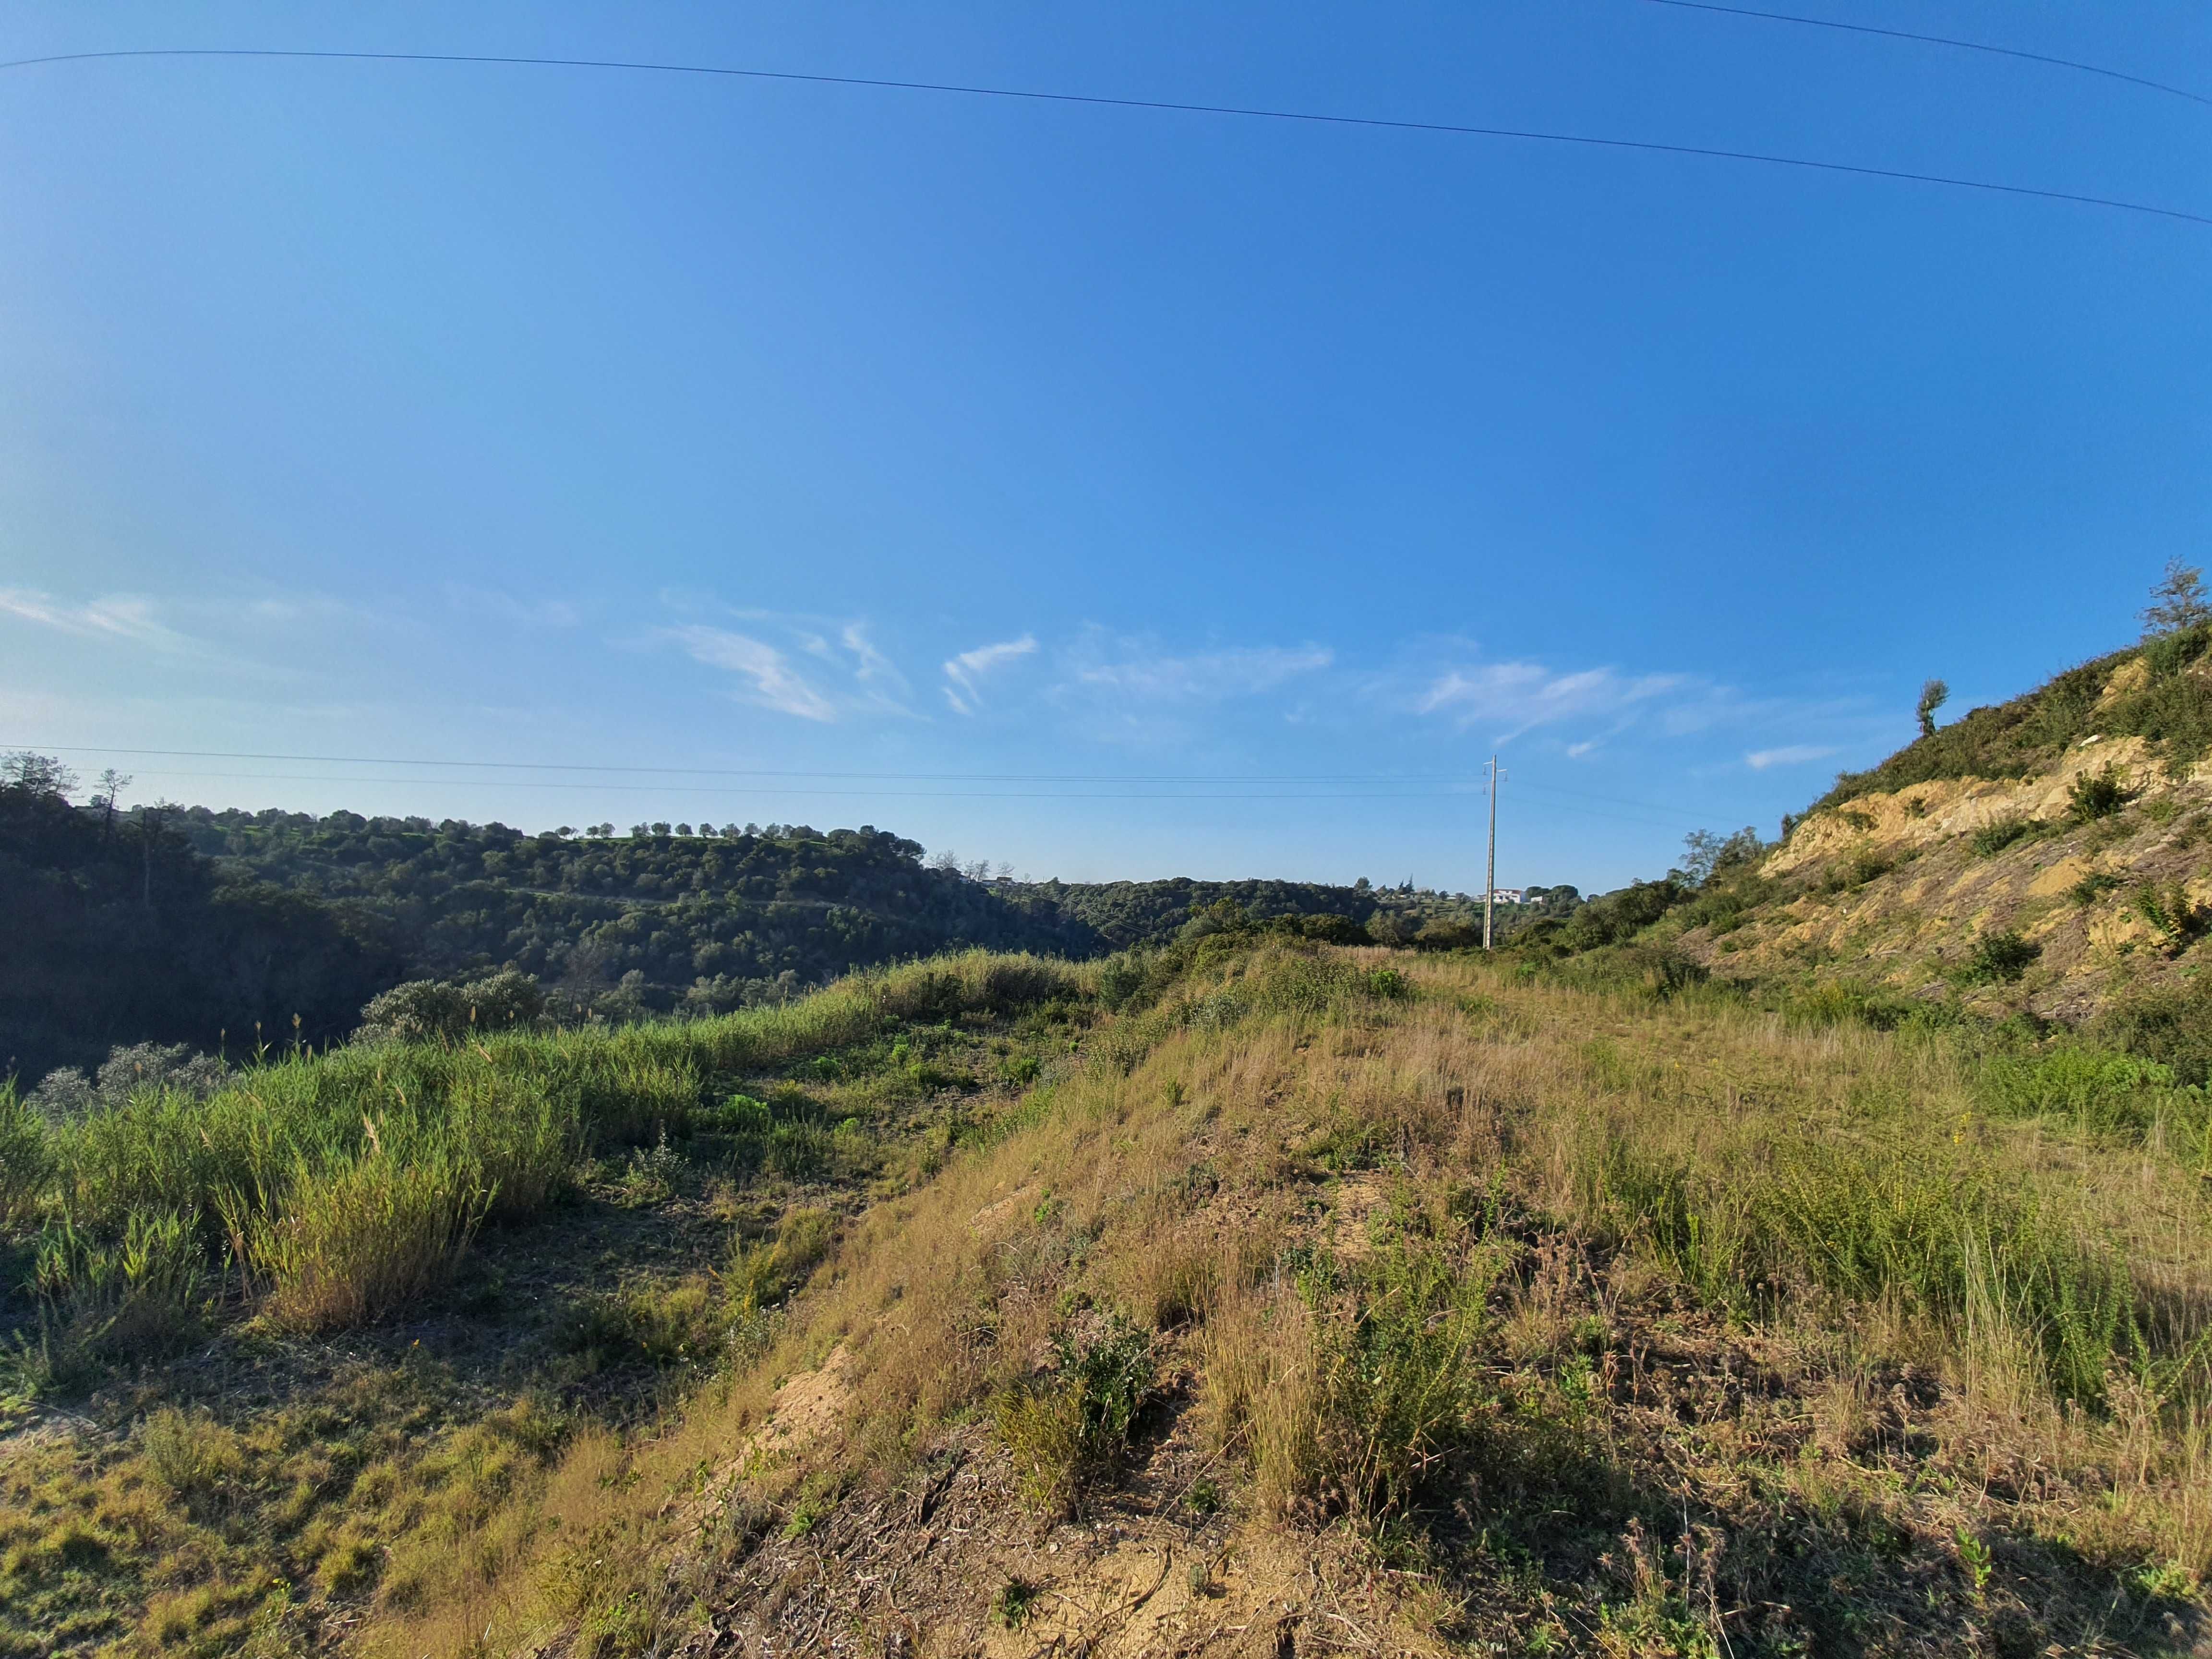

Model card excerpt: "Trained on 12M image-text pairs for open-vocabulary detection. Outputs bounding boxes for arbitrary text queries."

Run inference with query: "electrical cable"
[89,767,1485,802]
[1,46,2205,228]
[1634,0,2209,109]
[13,743,1759,825]
[5,743,1481,783]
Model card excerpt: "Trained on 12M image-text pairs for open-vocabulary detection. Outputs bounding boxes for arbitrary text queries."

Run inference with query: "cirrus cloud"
[1745,743,1839,770]
[661,625,837,721]
[943,634,1037,714]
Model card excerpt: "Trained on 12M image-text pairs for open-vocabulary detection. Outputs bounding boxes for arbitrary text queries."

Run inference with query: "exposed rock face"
[1692,704,2212,1022]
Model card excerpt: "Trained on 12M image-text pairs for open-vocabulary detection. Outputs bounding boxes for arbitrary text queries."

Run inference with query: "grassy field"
[5,934,2211,1656]
[0,951,1093,1658]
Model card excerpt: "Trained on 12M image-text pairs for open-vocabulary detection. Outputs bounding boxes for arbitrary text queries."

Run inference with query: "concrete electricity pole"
[1482,755,1505,949]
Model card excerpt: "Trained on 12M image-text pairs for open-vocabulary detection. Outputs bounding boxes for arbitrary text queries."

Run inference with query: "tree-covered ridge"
[175,810,1097,1016]
[0,784,405,1081]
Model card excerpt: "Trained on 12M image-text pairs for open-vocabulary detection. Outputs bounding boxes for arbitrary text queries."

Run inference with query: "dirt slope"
[1681,714,2212,1023]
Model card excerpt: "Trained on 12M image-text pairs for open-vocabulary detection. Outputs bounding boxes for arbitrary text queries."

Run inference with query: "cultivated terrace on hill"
[4,920,2210,1658]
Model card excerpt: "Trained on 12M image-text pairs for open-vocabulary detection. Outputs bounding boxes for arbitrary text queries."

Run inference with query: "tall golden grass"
[337,939,2212,1652]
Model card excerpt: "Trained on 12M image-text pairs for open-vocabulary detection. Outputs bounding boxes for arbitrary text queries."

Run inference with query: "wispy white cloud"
[1745,743,1839,770]
[1070,639,1333,703]
[943,634,1037,715]
[1416,659,1687,739]
[0,589,196,649]
[843,624,910,698]
[445,585,580,629]
[661,625,837,721]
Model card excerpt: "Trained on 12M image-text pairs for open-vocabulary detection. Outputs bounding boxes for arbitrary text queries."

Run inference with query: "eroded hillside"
[1659,641,2212,1036]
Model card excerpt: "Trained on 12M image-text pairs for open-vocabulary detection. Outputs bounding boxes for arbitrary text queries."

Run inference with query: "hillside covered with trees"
[0,761,404,1082]
[2,772,1581,1082]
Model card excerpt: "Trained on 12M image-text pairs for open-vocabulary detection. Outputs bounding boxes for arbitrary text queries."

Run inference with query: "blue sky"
[1,2,2206,890]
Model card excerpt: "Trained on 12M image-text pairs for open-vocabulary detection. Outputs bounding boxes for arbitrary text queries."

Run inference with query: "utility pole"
[1483,755,1505,950]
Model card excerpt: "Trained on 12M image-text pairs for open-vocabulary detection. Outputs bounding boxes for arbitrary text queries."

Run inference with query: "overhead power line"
[0,743,1480,783]
[5,744,1733,830]
[2,46,2206,229]
[1635,0,2210,109]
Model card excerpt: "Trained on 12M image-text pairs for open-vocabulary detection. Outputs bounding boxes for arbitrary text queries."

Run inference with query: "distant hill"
[0,773,1581,1081]
[175,809,1096,1018]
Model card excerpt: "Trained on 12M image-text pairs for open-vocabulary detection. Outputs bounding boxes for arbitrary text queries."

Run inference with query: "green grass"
[0,949,1090,1659]
[4,950,1087,1384]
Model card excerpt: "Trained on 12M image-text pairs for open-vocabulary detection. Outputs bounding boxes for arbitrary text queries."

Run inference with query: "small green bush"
[561,1277,726,1370]
[1782,981,1912,1030]
[142,1406,242,1500]
[726,1206,835,1313]
[2133,881,2205,953]
[0,1084,48,1230]
[993,1312,1155,1518]
[1362,967,1410,1000]
[2091,978,2212,1085]
[1298,1226,1502,1521]
[612,1132,682,1207]
[1979,1046,2191,1141]
[2068,765,2133,823]
[1959,931,2040,985]
[11,1208,208,1393]
[1970,817,2039,857]
[2070,870,2124,906]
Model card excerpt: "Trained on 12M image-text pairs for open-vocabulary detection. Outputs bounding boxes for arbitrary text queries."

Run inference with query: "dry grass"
[309,942,2212,1650]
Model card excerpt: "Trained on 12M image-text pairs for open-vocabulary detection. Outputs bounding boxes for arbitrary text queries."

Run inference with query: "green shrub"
[142,1406,242,1499]
[2144,625,2212,682]
[726,1206,836,1313]
[993,1312,1155,1518]
[990,1578,1040,1630]
[1097,952,1149,1013]
[702,1093,772,1135]
[447,1071,576,1219]
[1978,1046,2194,1141]
[1959,931,2040,985]
[1297,1226,1501,1520]
[2068,765,2133,823]
[15,1209,208,1390]
[2071,870,2124,906]
[1594,1136,2134,1404]
[560,1277,726,1370]
[1362,967,1410,1000]
[612,1132,682,1207]
[0,1083,48,1230]
[1782,981,1913,1031]
[2133,881,2205,953]
[764,1122,831,1181]
[1971,817,2039,857]
[356,968,548,1044]
[2090,978,2212,1085]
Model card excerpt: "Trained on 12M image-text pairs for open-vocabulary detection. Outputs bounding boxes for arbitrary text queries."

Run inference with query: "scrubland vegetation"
[16,589,2212,1655]
[0,951,1094,1657]
[3,755,1537,1082]
[13,914,2203,1655]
